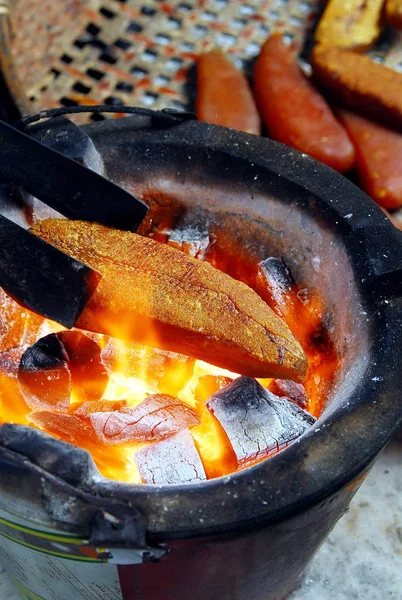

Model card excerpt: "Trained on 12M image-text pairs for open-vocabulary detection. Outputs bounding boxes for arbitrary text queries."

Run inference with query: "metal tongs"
[0,106,196,328]
[0,107,186,328]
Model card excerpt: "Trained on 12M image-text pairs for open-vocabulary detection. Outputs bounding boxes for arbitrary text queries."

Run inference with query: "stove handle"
[0,425,168,562]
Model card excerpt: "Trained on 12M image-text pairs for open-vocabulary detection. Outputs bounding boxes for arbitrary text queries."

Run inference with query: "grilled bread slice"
[31,219,307,381]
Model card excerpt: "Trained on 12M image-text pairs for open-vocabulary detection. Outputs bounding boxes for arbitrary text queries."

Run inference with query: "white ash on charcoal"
[90,394,200,445]
[72,399,129,418]
[166,208,213,258]
[168,226,211,258]
[269,379,308,410]
[256,257,293,315]
[0,346,27,377]
[27,411,97,445]
[101,340,194,395]
[18,331,108,412]
[205,377,316,466]
[135,429,207,485]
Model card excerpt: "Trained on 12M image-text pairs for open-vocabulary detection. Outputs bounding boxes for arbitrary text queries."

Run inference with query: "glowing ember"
[205,377,315,467]
[0,227,338,484]
[89,394,199,444]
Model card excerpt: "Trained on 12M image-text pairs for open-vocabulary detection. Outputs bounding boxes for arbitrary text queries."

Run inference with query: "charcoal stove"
[0,111,402,600]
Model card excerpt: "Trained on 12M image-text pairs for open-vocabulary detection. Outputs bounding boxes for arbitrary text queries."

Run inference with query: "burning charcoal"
[167,207,211,258]
[0,347,26,377]
[18,335,72,412]
[167,215,211,259]
[194,374,234,403]
[31,219,307,380]
[90,394,200,445]
[269,379,308,410]
[0,371,33,426]
[101,341,194,395]
[72,399,128,418]
[0,288,45,353]
[27,411,97,445]
[258,257,292,293]
[18,331,108,413]
[56,331,108,402]
[167,227,210,258]
[257,257,293,317]
[135,429,207,484]
[206,377,316,466]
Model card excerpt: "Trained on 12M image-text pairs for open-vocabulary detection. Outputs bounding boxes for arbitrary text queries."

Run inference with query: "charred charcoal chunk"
[57,331,108,402]
[72,399,128,418]
[206,377,315,466]
[0,347,26,377]
[259,257,292,292]
[167,225,211,258]
[135,429,207,484]
[167,208,211,258]
[27,411,97,445]
[0,288,45,353]
[257,257,293,316]
[0,371,35,425]
[269,379,308,410]
[18,335,71,412]
[18,332,108,412]
[90,394,200,444]
[101,340,195,395]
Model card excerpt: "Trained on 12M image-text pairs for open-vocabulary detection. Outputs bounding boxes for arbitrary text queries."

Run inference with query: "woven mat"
[4,0,402,123]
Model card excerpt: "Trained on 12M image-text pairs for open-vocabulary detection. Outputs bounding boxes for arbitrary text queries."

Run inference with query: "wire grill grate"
[3,0,402,123]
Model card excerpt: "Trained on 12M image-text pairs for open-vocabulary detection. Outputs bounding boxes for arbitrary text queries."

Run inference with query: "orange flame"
[0,241,338,484]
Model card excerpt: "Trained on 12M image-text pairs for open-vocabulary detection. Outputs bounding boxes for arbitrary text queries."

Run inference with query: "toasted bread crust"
[386,0,402,29]
[315,0,384,50]
[31,220,307,381]
[311,44,402,128]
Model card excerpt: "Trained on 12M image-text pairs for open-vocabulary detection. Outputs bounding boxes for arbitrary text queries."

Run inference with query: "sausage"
[253,34,355,173]
[337,109,402,209]
[315,0,384,50]
[311,43,402,129]
[196,50,261,135]
[31,219,307,381]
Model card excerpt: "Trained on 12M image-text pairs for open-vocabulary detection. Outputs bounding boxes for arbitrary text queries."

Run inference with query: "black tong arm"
[0,215,100,328]
[0,119,148,230]
[0,107,154,326]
